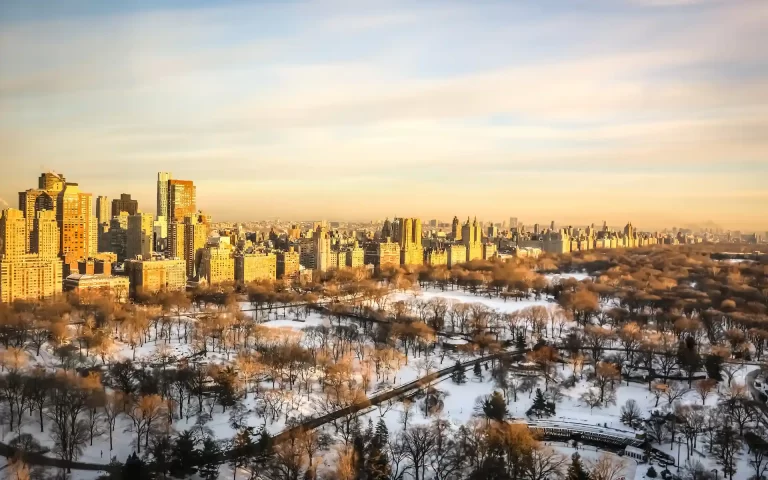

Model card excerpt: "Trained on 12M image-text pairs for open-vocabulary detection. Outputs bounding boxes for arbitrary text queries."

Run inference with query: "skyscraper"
[509,217,518,231]
[169,180,196,221]
[157,172,171,220]
[96,196,110,225]
[183,213,209,278]
[313,225,331,272]
[0,208,62,302]
[461,217,483,262]
[0,208,26,260]
[156,172,172,252]
[451,216,461,241]
[127,212,155,260]
[398,217,423,266]
[31,210,59,259]
[58,183,95,266]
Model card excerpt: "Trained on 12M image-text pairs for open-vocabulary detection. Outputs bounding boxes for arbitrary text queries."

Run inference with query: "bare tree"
[589,454,627,480]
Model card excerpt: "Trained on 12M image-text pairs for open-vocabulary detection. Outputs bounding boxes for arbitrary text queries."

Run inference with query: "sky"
[0,0,766,231]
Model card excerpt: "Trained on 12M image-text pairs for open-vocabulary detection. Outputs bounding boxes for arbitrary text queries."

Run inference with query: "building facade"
[111,193,139,217]
[169,180,196,221]
[277,247,300,279]
[127,212,154,260]
[124,258,186,295]
[236,251,277,283]
[0,208,63,302]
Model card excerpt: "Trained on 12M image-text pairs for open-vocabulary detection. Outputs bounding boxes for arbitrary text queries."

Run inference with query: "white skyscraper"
[156,172,171,251]
[157,172,171,220]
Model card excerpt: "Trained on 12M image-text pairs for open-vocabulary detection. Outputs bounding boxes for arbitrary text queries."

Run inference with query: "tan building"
[167,220,185,260]
[462,217,483,262]
[63,274,129,303]
[127,212,154,260]
[314,226,331,272]
[235,251,276,283]
[377,238,401,267]
[169,180,196,221]
[277,247,300,279]
[346,242,365,268]
[124,257,186,295]
[0,208,63,303]
[483,243,497,260]
[96,195,110,226]
[58,183,96,267]
[200,242,235,285]
[18,172,65,252]
[451,216,461,241]
[447,243,467,268]
[30,210,59,259]
[19,189,56,251]
[399,218,423,266]
[425,248,448,266]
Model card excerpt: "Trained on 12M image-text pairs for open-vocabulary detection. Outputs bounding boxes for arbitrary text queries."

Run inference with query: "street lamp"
[711,468,718,480]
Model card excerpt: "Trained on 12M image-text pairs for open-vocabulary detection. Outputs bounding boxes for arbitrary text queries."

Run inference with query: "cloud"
[0,198,9,208]
[0,0,766,229]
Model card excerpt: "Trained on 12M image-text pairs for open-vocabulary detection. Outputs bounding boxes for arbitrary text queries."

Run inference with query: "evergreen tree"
[229,426,256,477]
[567,452,590,480]
[198,438,223,480]
[122,453,148,479]
[527,388,555,418]
[646,466,657,478]
[452,360,468,384]
[469,455,512,480]
[473,362,483,381]
[149,436,172,479]
[374,417,389,445]
[482,391,508,422]
[705,355,724,381]
[169,430,199,477]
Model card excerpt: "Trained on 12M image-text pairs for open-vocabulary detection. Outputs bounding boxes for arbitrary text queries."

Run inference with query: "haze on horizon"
[0,0,766,231]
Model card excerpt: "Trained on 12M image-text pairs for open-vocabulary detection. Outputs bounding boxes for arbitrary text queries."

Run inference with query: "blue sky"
[0,0,766,229]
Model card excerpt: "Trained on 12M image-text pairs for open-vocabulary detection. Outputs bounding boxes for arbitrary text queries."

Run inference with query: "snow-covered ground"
[5,269,760,480]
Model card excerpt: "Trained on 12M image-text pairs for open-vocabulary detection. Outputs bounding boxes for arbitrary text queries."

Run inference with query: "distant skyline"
[1,0,766,230]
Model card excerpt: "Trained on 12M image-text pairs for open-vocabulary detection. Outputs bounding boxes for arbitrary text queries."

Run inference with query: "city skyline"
[1,0,766,230]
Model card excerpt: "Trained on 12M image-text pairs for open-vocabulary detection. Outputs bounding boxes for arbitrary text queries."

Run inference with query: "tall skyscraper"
[313,225,331,272]
[169,180,196,221]
[31,210,59,259]
[183,213,209,278]
[96,196,110,225]
[111,193,139,217]
[461,217,483,262]
[58,183,95,266]
[0,208,26,260]
[398,217,423,266]
[509,217,518,231]
[451,216,461,241]
[156,172,172,251]
[157,172,171,220]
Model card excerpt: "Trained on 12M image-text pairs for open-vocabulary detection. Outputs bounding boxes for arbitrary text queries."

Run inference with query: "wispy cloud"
[0,0,765,228]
